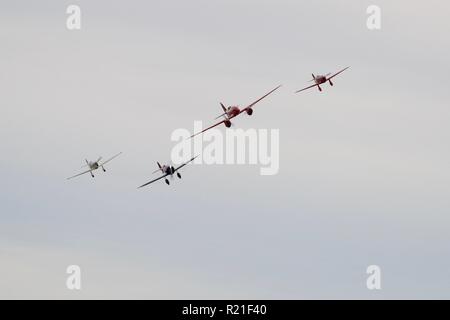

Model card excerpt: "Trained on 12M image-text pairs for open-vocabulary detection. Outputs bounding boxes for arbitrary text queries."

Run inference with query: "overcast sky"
[1,0,450,299]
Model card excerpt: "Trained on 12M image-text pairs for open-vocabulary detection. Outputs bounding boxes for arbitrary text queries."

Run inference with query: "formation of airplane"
[190,85,282,138]
[67,152,122,180]
[138,156,198,188]
[295,67,349,93]
[67,67,349,188]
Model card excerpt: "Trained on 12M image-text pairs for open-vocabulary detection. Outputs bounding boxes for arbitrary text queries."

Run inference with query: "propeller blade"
[81,159,90,169]
[308,73,316,82]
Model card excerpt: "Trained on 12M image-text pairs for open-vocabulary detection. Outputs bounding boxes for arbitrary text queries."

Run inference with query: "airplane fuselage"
[160,163,180,185]
[162,165,172,175]
[89,162,99,170]
[315,76,327,84]
[226,106,241,118]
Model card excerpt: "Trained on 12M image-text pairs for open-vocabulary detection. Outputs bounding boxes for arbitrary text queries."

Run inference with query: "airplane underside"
[165,172,181,185]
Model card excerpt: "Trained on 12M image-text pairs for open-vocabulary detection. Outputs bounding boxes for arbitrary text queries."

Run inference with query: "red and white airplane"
[138,156,198,188]
[190,85,282,138]
[295,66,349,93]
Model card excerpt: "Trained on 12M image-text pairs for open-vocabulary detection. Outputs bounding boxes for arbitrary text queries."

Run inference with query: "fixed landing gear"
[165,179,170,185]
[177,172,181,179]
[102,166,106,172]
[91,173,95,178]
[318,86,322,92]
[329,80,333,86]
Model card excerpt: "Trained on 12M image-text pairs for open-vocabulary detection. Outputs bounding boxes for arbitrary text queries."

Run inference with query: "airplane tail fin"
[81,159,90,169]
[214,103,228,120]
[152,162,163,174]
[307,74,316,82]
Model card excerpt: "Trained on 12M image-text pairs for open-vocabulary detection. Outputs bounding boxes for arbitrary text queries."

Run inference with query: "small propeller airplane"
[190,85,282,138]
[67,152,122,180]
[138,155,198,188]
[295,66,349,93]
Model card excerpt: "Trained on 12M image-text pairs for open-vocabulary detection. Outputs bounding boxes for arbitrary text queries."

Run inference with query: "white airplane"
[295,66,349,93]
[138,156,198,188]
[67,152,122,180]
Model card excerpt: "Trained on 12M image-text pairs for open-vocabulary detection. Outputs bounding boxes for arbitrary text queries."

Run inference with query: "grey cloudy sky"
[1,0,450,299]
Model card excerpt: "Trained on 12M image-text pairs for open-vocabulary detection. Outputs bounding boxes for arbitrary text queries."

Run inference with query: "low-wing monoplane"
[138,156,198,188]
[67,152,122,180]
[295,67,349,93]
[190,85,282,138]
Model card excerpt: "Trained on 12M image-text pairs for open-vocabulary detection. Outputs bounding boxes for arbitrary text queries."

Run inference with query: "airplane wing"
[326,66,350,81]
[190,119,228,138]
[99,152,122,166]
[295,83,319,93]
[67,168,93,180]
[137,173,170,188]
[173,155,198,172]
[240,85,282,114]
